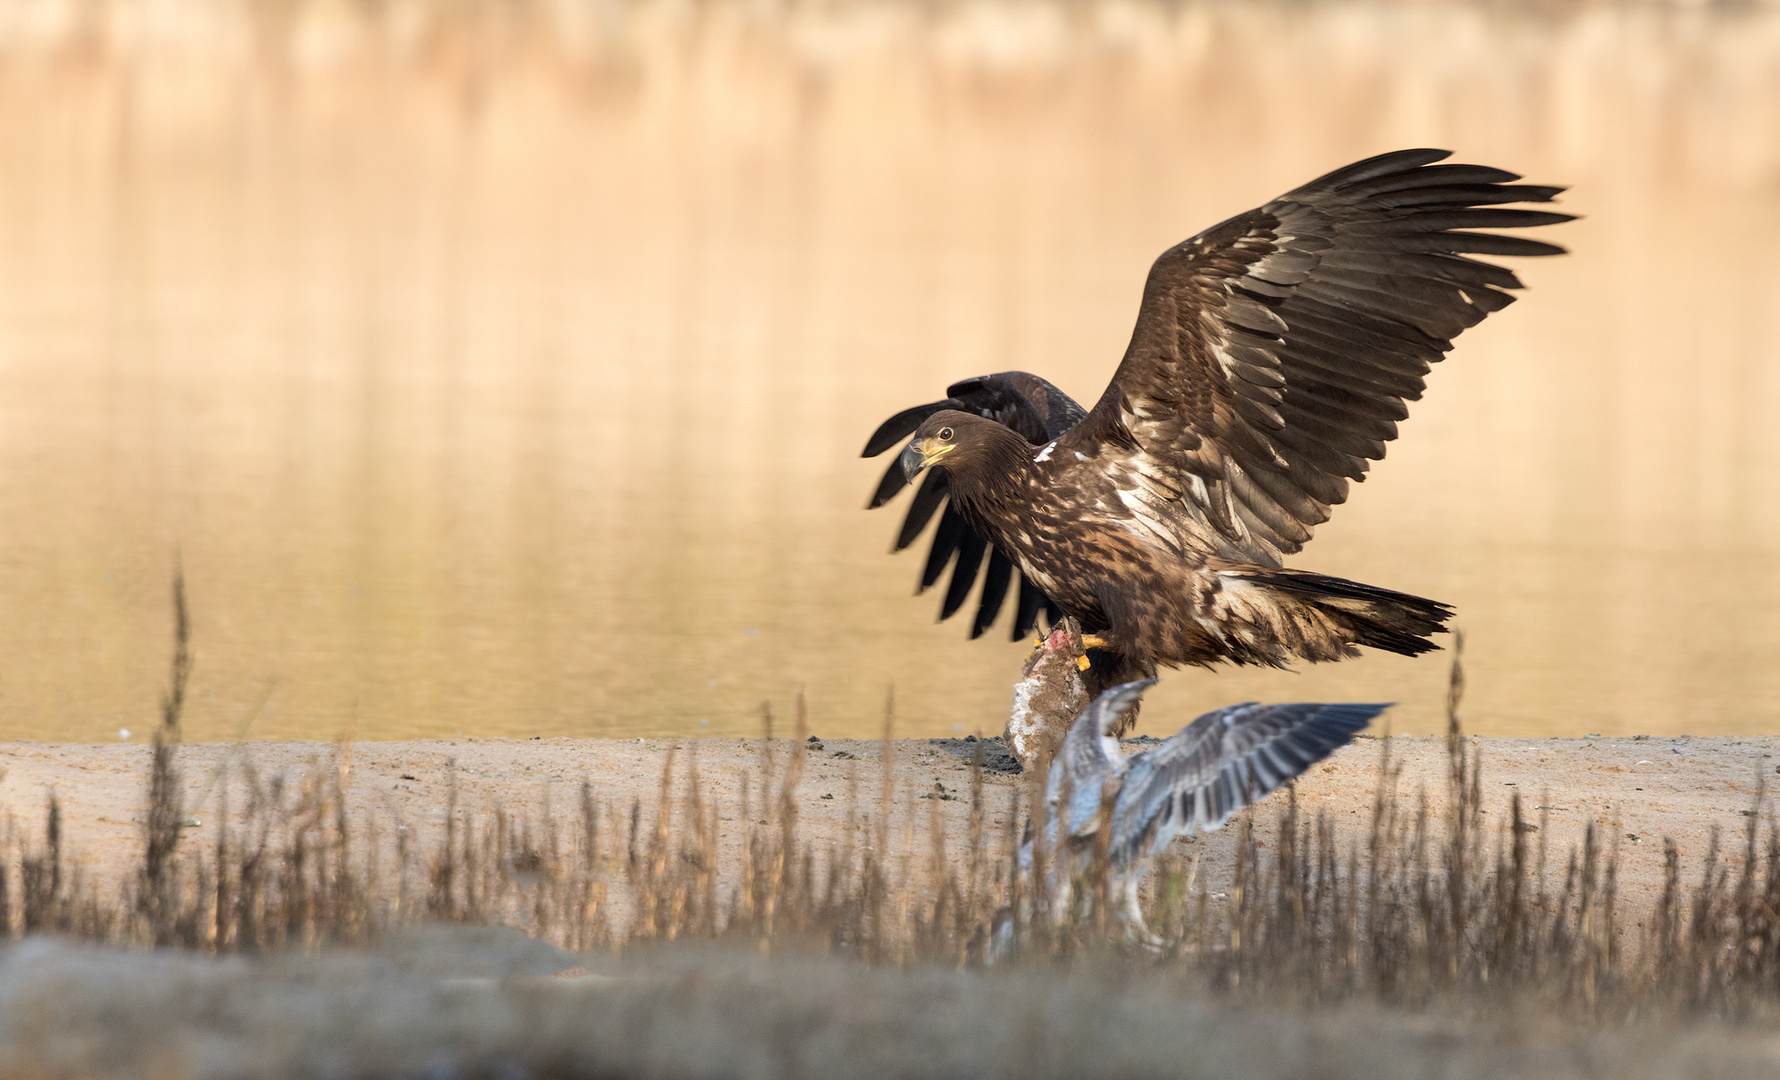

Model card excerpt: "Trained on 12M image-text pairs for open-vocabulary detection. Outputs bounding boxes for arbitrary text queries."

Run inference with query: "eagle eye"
[937,426,954,441]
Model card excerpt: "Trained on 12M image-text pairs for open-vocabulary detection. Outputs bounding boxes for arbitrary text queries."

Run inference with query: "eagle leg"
[1073,635,1114,672]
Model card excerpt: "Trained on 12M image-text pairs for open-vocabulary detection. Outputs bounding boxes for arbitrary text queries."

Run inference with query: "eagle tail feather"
[1222,567,1452,661]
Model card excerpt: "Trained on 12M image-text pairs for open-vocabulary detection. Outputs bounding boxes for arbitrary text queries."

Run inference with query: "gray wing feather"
[1111,702,1387,862]
[1047,679,1156,841]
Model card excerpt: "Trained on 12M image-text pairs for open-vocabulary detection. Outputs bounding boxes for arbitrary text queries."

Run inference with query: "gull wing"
[1111,701,1387,862]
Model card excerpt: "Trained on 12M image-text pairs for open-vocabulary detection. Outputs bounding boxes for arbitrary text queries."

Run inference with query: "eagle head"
[899,410,1018,483]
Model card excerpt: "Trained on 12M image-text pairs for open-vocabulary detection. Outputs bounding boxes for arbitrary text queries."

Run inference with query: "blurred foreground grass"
[7,933,1780,1079]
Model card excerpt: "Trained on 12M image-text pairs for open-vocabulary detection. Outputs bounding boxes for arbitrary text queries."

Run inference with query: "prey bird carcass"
[1001,680,1386,952]
[1005,618,1090,772]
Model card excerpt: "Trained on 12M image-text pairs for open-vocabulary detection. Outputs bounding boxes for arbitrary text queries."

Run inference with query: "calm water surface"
[2,1,1779,742]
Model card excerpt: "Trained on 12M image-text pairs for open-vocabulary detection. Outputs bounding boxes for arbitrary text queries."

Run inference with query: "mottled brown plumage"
[879,149,1571,698]
[905,408,1450,675]
[1005,619,1089,772]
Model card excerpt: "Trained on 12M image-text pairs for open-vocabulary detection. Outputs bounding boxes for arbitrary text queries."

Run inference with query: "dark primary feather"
[972,549,1015,637]
[940,528,989,620]
[1060,148,1573,567]
[920,506,970,590]
[1013,574,1052,645]
[892,470,949,548]
[863,371,1088,639]
[1110,701,1387,863]
[862,401,952,458]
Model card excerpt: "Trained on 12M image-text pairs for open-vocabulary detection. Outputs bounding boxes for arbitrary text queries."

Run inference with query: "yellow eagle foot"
[1074,635,1113,671]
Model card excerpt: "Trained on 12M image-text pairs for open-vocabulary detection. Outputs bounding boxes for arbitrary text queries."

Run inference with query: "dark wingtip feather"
[1442,233,1570,258]
[1366,162,1524,188]
[919,506,967,591]
[971,550,1014,639]
[893,470,950,550]
[1499,183,1568,203]
[862,401,951,458]
[1300,148,1452,191]
[867,455,910,510]
[939,530,988,620]
[1012,574,1048,641]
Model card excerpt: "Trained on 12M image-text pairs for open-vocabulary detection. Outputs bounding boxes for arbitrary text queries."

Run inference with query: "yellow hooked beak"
[899,437,956,482]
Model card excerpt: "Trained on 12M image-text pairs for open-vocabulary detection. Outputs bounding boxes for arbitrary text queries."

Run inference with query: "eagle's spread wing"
[1110,702,1385,863]
[864,372,1087,639]
[1060,149,1572,565]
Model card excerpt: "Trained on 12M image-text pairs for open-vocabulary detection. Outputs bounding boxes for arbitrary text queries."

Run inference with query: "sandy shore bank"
[2,733,1773,927]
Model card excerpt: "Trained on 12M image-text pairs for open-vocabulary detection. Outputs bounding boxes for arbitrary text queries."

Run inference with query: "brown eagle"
[864,149,1570,723]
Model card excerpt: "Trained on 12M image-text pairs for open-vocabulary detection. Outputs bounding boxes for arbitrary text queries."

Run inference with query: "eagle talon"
[1081,634,1112,651]
[1075,654,1092,672]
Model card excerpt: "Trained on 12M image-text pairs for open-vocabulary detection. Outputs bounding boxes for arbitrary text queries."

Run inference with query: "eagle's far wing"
[1110,702,1385,863]
[863,372,1087,639]
[1060,149,1572,565]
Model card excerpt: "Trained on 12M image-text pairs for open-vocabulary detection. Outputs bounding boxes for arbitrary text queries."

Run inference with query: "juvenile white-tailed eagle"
[863,149,1570,725]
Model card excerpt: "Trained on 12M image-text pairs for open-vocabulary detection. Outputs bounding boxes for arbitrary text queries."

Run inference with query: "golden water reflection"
[1,0,1778,742]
